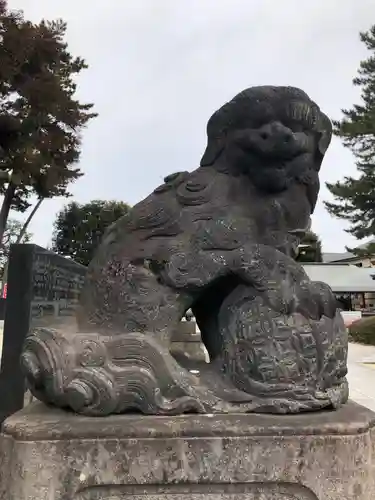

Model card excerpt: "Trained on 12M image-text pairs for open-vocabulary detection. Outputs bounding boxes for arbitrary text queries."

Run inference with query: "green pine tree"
[296,230,323,263]
[325,25,375,240]
[346,242,375,260]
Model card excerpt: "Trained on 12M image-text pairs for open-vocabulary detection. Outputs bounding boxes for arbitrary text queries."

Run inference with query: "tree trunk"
[0,182,16,249]
[1,197,44,295]
[15,197,43,244]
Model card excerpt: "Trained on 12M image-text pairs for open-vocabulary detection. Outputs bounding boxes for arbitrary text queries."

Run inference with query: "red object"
[2,283,7,298]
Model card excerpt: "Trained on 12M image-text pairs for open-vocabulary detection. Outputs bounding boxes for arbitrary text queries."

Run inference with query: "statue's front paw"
[161,251,224,290]
[310,281,338,318]
[293,279,337,321]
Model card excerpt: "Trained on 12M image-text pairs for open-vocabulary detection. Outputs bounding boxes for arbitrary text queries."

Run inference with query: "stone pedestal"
[0,401,374,500]
[170,321,208,362]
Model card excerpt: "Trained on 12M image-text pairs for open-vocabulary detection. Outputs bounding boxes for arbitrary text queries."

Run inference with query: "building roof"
[322,252,355,263]
[302,263,375,293]
[322,238,375,263]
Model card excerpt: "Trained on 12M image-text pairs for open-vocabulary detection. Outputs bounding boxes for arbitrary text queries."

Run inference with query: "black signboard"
[0,244,87,423]
[30,247,86,328]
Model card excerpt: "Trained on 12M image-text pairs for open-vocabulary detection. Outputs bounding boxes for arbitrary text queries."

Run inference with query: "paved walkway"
[347,342,375,411]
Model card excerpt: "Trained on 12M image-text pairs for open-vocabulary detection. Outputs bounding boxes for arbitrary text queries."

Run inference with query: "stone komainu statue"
[21,86,348,416]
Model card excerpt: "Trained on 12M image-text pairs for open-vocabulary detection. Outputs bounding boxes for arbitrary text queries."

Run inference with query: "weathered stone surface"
[21,86,348,416]
[0,400,374,499]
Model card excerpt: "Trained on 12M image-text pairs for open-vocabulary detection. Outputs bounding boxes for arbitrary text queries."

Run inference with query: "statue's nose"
[258,121,294,144]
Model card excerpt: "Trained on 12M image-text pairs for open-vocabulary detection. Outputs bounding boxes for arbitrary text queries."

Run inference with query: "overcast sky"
[9,0,375,252]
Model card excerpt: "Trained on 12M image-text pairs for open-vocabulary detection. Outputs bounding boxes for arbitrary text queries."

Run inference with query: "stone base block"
[0,401,374,499]
[170,320,198,342]
[169,341,209,362]
[170,321,209,362]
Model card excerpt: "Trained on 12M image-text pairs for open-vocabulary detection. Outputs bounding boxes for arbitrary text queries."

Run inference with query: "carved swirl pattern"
[153,171,190,194]
[21,329,225,416]
[130,197,181,240]
[176,171,214,206]
[132,199,174,230]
